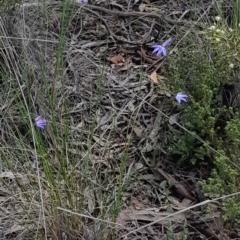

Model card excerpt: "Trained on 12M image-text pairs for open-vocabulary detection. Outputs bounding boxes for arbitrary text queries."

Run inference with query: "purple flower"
[76,0,88,3]
[152,39,171,56]
[35,116,47,129]
[175,92,188,104]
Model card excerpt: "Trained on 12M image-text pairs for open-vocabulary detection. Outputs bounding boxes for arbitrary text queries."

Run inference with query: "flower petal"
[41,119,47,125]
[152,45,161,53]
[162,47,167,56]
[181,97,187,102]
[156,46,164,56]
[35,116,41,122]
[151,44,161,48]
[179,93,188,99]
[152,48,159,54]
[162,38,171,47]
[175,96,181,103]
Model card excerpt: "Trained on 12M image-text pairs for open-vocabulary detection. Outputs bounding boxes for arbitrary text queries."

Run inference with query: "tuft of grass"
[0,1,131,239]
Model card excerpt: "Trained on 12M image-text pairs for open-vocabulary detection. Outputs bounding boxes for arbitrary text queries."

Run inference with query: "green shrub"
[165,14,240,223]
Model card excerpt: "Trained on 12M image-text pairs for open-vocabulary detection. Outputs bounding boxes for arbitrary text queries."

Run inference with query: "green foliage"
[166,12,240,223]
[167,130,205,165]
[166,39,226,164]
[166,220,188,239]
[222,197,240,223]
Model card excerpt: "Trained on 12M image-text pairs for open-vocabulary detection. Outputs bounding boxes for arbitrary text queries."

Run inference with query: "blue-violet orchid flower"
[175,92,188,104]
[152,39,171,56]
[35,116,47,129]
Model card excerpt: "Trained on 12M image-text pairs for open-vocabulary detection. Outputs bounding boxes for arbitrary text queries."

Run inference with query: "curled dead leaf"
[157,168,196,201]
[107,55,124,64]
[150,71,159,84]
[174,182,196,201]
[169,113,179,125]
[118,57,132,71]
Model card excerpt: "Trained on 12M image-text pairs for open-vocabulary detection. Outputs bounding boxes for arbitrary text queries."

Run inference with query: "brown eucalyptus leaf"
[174,183,196,201]
[107,55,124,64]
[150,71,159,84]
[157,169,195,201]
